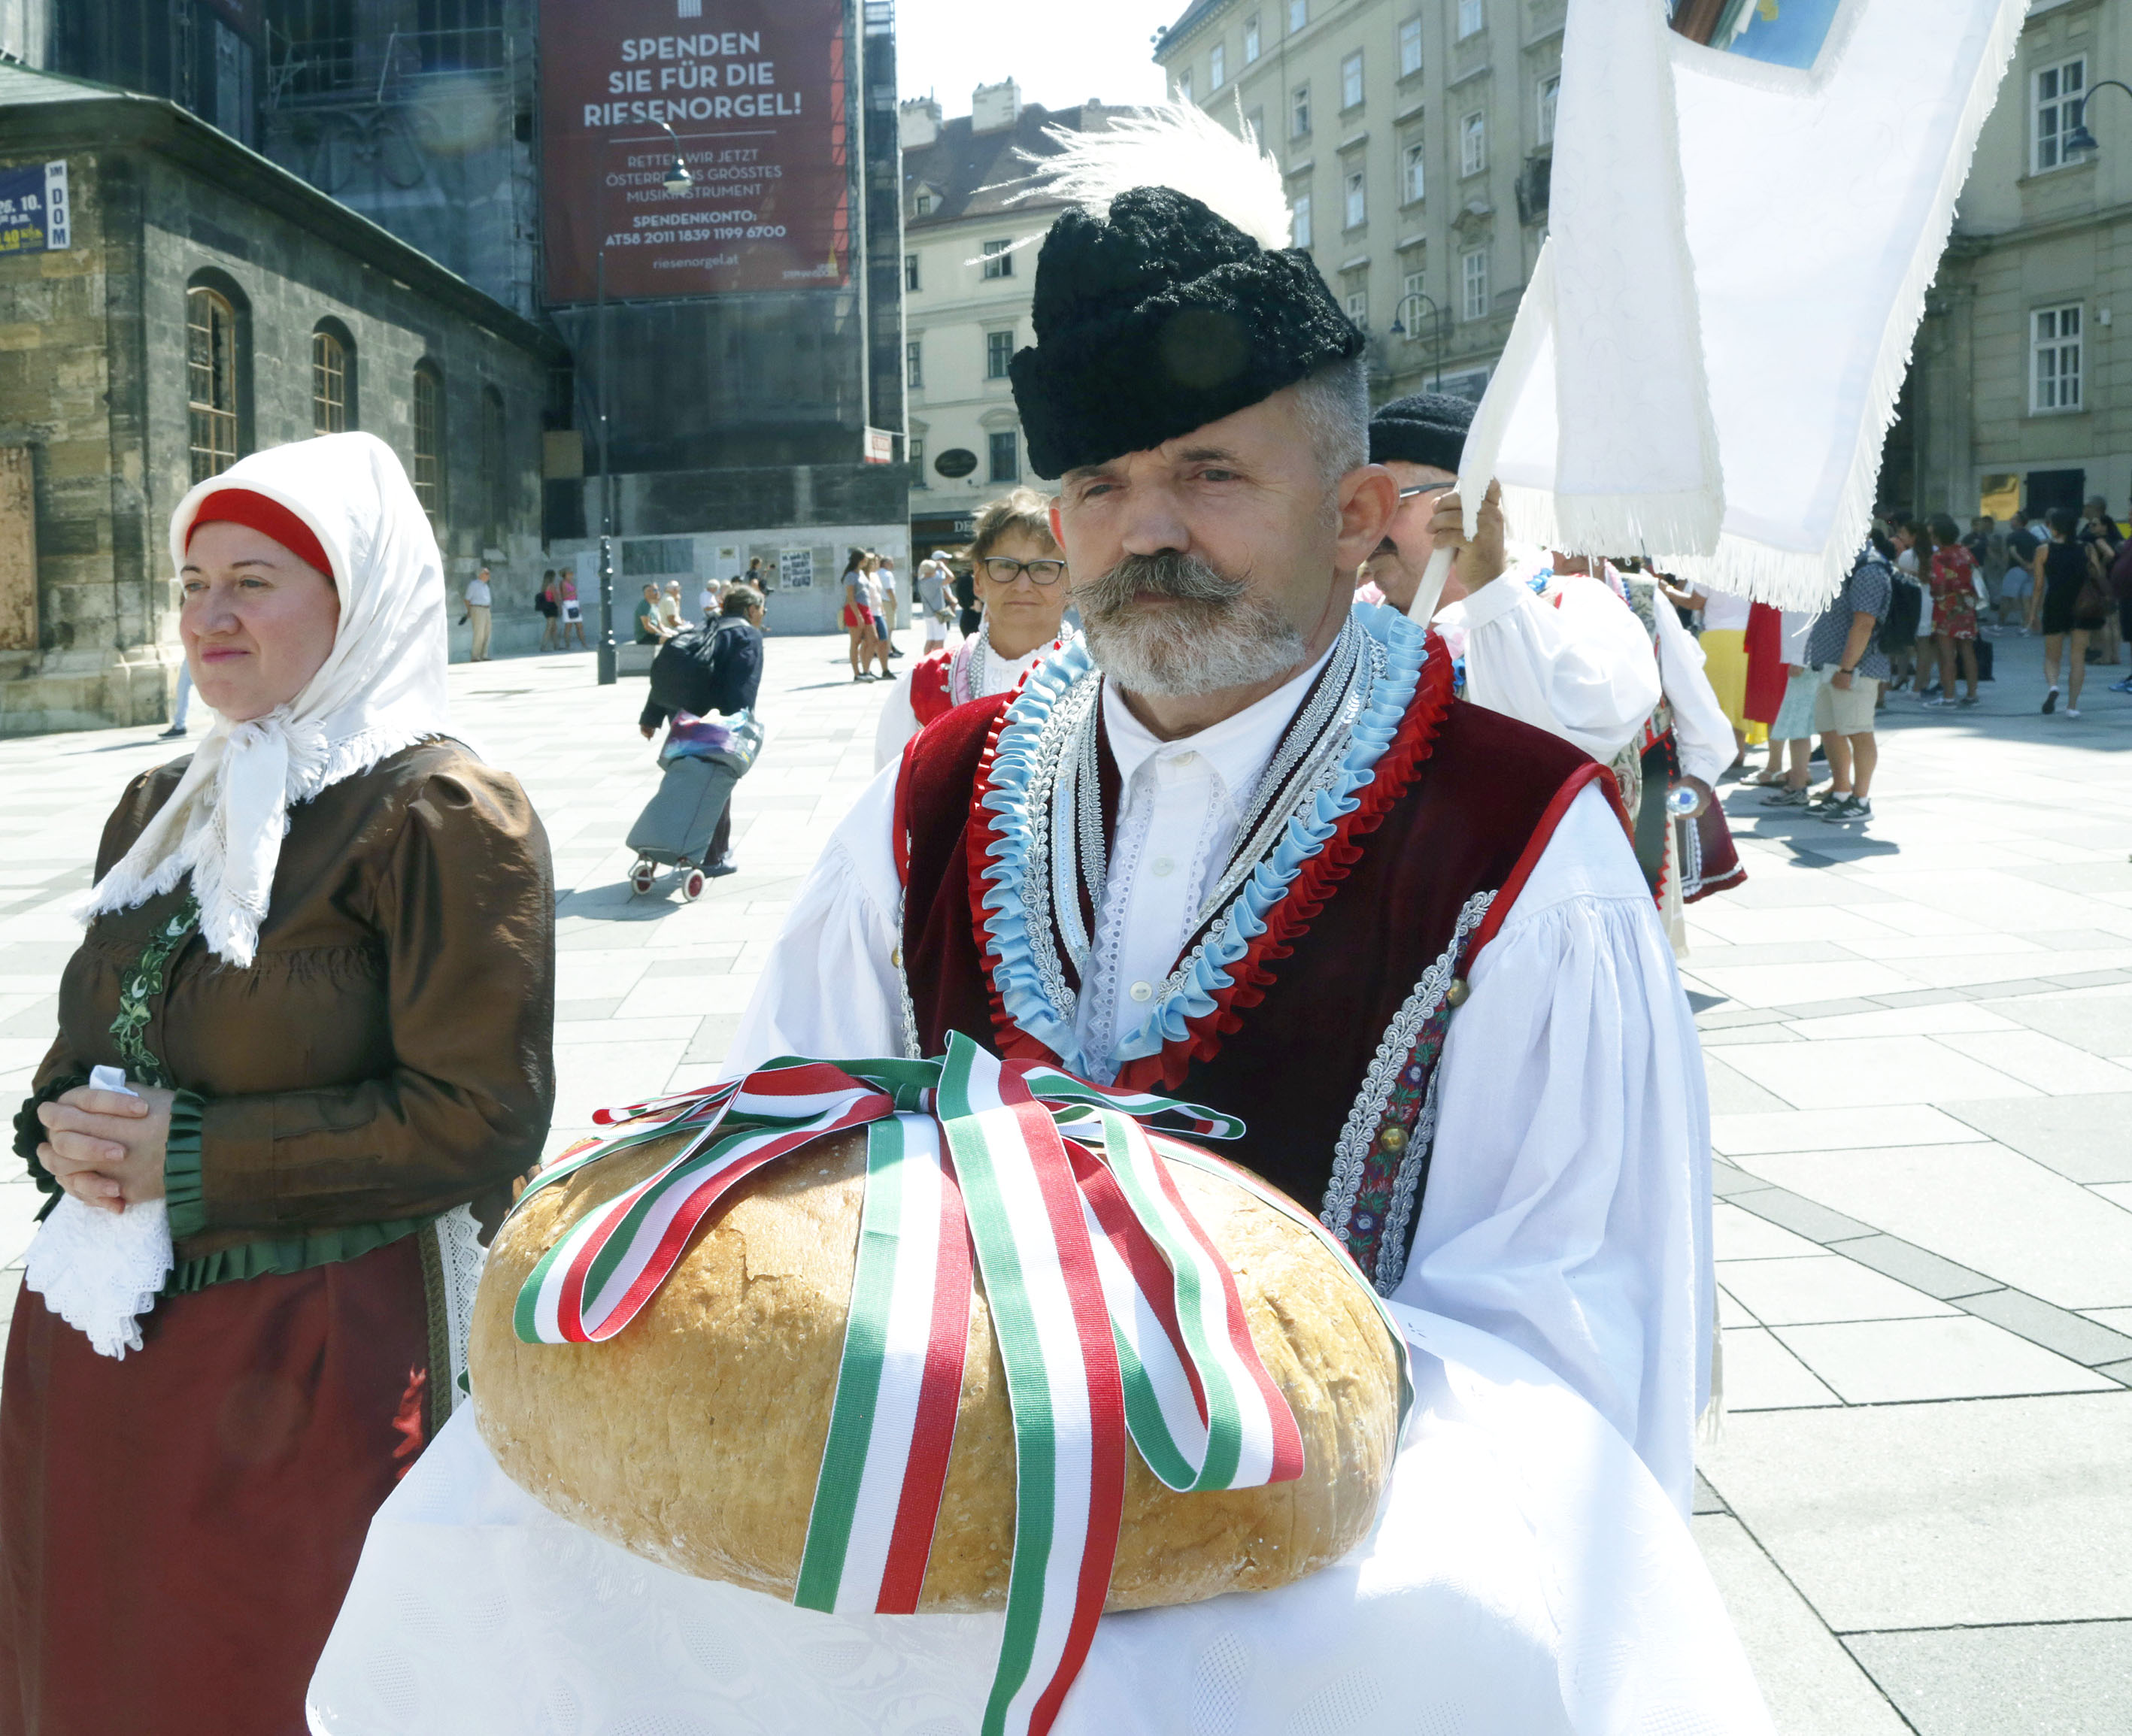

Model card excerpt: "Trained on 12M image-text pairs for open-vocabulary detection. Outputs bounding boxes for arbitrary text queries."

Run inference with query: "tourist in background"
[461,565,493,662]
[1806,544,1892,823]
[2001,510,2040,629]
[2030,506,2100,716]
[559,570,589,649]
[841,550,878,682]
[1888,521,1930,694]
[535,571,560,651]
[877,555,903,657]
[1925,514,1980,708]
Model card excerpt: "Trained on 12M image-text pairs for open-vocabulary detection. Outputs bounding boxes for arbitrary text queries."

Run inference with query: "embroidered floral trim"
[969,603,1451,1089]
[108,892,201,1090]
[1321,889,1494,1295]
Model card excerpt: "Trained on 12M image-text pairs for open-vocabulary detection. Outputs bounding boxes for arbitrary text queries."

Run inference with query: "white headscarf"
[80,432,453,967]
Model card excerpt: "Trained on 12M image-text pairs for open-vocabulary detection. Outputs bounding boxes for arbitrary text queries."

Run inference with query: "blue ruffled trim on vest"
[975,603,1430,1079]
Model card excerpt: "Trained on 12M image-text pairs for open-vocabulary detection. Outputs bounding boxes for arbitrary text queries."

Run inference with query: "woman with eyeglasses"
[874,488,1078,768]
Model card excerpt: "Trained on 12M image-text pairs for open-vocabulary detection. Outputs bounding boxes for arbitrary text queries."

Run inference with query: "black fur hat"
[1368,391,1475,472]
[1009,185,1365,480]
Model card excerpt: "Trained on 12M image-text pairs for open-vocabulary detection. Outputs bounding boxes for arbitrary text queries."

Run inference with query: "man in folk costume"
[1355,390,1740,944]
[717,111,1763,1725]
[305,113,1765,1735]
[875,489,1080,770]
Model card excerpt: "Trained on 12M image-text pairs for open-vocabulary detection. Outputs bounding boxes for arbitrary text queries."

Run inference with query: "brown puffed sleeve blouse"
[14,738,555,1279]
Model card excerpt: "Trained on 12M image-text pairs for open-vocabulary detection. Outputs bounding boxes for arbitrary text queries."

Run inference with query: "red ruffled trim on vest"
[908,652,954,726]
[966,632,1460,1092]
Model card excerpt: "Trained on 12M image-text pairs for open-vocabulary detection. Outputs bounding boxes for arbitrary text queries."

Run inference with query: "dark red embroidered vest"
[896,656,1612,1287]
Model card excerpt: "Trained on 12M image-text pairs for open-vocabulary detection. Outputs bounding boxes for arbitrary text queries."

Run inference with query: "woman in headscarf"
[0,432,557,1736]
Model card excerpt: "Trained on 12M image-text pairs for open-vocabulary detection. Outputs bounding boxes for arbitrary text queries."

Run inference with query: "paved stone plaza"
[0,620,2124,1732]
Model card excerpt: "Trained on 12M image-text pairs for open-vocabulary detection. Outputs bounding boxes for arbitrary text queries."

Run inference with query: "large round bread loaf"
[471,1127,1401,1612]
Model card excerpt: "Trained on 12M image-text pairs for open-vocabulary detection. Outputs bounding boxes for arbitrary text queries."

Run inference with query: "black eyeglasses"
[980,556,1067,585]
[1397,481,1456,501]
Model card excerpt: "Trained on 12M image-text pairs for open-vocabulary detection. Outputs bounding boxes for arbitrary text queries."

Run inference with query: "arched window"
[312,325,351,434]
[413,362,444,524]
[187,286,240,482]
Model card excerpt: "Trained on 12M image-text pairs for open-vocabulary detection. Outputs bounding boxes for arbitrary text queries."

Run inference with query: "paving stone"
[1771,996,1889,1021]
[1713,1201,1824,1261]
[2091,1358,2132,1386]
[1715,1255,1957,1327]
[553,997,623,1023]
[681,1013,744,1068]
[1744,1144,2132,1311]
[1978,989,2132,1059]
[1867,986,1973,1007]
[1936,1095,2132,1184]
[1719,1325,1843,1410]
[1774,1315,2116,1404]
[1730,1187,1878,1246]
[1700,1056,1792,1116]
[1836,1235,2001,1301]
[1700,1394,2132,1629]
[1692,1516,1913,1736]
[1842,1619,2132,1736]
[1691,1471,1728,1515]
[1953,977,2061,1000]
[1711,1105,1991,1156]
[1709,1161,1773,1198]
[1958,1289,2132,1368]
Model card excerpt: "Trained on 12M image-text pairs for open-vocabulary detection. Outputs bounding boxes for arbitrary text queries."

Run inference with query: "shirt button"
[1151,856,1175,877]
[1129,980,1154,1003]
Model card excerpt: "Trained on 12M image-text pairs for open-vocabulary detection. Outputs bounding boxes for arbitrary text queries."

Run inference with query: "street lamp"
[2065,79,2132,156]
[1389,292,1448,390]
[593,117,693,684]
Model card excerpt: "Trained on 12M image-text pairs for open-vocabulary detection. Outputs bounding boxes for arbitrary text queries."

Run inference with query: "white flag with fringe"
[1451,0,2026,612]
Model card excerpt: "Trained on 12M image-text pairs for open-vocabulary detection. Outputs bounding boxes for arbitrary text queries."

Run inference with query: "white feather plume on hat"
[1011,101,1293,253]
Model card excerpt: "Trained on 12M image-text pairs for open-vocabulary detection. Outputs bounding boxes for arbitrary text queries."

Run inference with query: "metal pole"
[596,232,616,684]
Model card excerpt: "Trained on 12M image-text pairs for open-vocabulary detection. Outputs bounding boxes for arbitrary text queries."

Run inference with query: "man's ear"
[1334,464,1400,571]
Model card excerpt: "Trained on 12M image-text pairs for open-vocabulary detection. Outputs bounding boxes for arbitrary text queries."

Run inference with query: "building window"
[2032,304,2083,411]
[412,362,444,523]
[1403,139,1426,204]
[914,189,934,217]
[1401,268,1427,330]
[1461,248,1489,321]
[1211,43,1225,89]
[986,329,1014,379]
[1245,15,1260,62]
[1288,0,1306,32]
[1460,111,1487,177]
[982,239,1014,280]
[1178,68,1193,105]
[1345,289,1368,325]
[910,435,926,486]
[187,286,240,483]
[1292,192,1312,249]
[311,328,347,435]
[1457,0,1483,39]
[907,339,923,388]
[1345,168,1366,229]
[1538,74,1560,147]
[905,253,920,291]
[2034,58,2088,174]
[1342,51,1364,111]
[989,429,1019,483]
[1291,83,1311,138]
[1400,16,1423,77]
[1248,106,1266,147]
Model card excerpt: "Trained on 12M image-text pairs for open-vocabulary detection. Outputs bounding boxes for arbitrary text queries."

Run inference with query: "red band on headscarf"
[186,489,335,583]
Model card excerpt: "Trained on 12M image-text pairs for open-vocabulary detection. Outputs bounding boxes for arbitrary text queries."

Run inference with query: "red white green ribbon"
[503,1032,1406,1736]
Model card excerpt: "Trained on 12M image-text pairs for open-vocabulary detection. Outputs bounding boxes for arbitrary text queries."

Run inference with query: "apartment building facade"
[899,83,1127,551]
[1153,0,1565,404]
[1900,0,2132,523]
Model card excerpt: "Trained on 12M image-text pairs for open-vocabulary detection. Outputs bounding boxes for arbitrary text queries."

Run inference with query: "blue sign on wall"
[0,162,69,258]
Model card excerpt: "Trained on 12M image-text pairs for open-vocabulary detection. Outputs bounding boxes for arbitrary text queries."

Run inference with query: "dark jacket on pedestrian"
[638,617,763,733]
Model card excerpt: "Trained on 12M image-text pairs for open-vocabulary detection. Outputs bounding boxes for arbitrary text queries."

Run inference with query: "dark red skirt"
[0,1238,432,1736]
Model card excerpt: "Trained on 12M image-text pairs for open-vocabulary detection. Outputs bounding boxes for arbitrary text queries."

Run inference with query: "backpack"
[647,621,724,718]
[1877,574,1921,652]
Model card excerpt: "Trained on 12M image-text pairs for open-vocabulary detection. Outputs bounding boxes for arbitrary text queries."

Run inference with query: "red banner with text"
[539,0,851,304]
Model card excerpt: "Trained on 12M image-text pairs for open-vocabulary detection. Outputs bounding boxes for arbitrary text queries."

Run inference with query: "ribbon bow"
[505,1031,1409,1736]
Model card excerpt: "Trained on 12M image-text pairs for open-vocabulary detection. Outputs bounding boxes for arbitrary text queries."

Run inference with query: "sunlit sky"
[895,0,1172,119]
